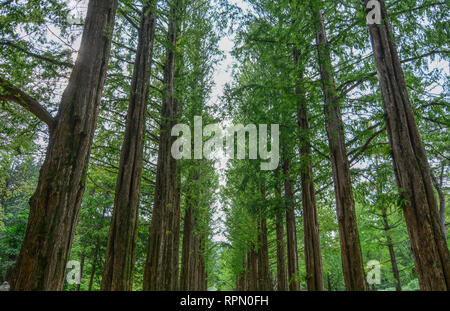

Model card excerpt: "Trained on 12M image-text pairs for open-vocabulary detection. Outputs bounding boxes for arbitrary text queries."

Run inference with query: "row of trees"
[218,0,448,291]
[0,0,222,290]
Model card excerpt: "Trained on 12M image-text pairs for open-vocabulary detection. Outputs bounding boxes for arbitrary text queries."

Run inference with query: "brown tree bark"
[257,214,271,290]
[164,169,181,290]
[312,6,366,291]
[143,0,182,291]
[101,0,157,291]
[249,247,258,291]
[180,170,207,291]
[180,201,194,291]
[365,0,450,290]
[9,0,118,291]
[293,47,324,291]
[283,158,300,291]
[88,259,96,292]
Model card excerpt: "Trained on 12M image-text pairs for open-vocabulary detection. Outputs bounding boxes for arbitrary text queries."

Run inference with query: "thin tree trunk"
[365,0,450,290]
[198,236,207,290]
[249,247,258,291]
[381,207,402,291]
[88,258,96,292]
[293,47,324,291]
[257,214,271,290]
[143,0,182,291]
[283,158,300,291]
[76,253,85,291]
[9,1,118,291]
[275,181,288,291]
[180,202,193,291]
[312,6,366,291]
[101,0,156,291]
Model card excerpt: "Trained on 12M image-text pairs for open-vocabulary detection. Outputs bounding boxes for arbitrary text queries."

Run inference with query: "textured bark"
[9,0,118,291]
[101,1,156,291]
[143,0,181,290]
[312,7,366,291]
[257,215,271,290]
[180,171,206,291]
[293,47,324,291]
[164,169,181,290]
[365,0,450,290]
[249,247,258,291]
[283,158,300,291]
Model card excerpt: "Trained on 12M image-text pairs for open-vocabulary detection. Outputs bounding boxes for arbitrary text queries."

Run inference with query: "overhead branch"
[119,9,140,30]
[0,40,74,68]
[0,76,55,129]
[349,127,386,164]
[339,50,449,96]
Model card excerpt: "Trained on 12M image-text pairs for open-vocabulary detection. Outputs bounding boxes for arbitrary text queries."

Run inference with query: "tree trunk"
[143,0,181,291]
[249,247,258,291]
[101,1,156,291]
[283,158,300,291]
[365,0,450,290]
[381,207,402,291]
[257,215,271,290]
[293,47,324,291]
[312,6,366,291]
[275,182,288,291]
[327,273,332,291]
[180,202,193,291]
[88,258,96,292]
[76,253,85,291]
[9,0,118,291]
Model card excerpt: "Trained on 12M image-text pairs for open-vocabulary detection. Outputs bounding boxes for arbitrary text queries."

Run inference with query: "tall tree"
[282,156,300,291]
[143,0,183,291]
[274,177,288,291]
[3,0,118,290]
[293,46,324,291]
[365,0,450,290]
[311,4,366,290]
[101,0,157,291]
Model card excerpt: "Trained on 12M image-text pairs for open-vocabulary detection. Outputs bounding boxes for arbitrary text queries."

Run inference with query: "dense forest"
[0,0,448,291]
